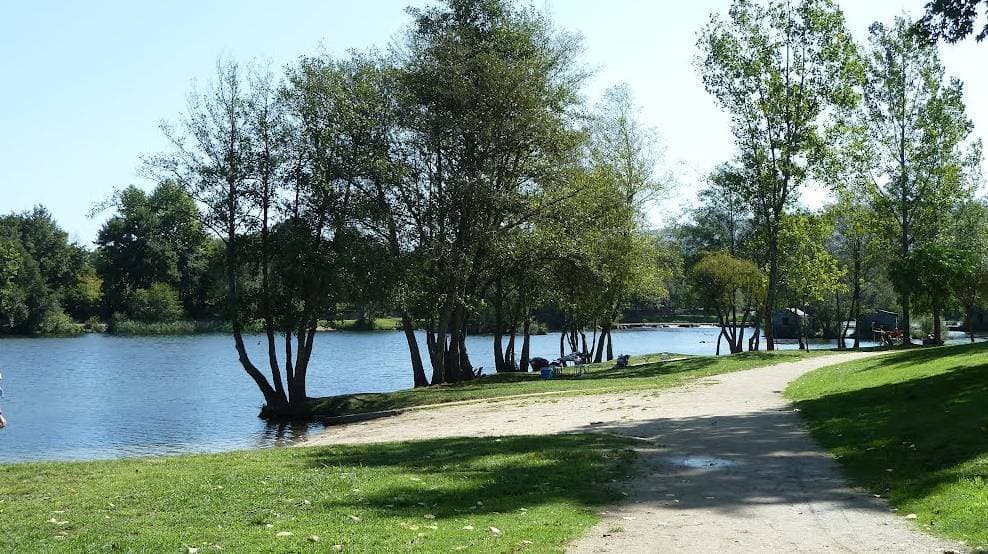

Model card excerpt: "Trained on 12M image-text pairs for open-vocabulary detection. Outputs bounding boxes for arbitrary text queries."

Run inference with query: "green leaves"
[691,251,766,315]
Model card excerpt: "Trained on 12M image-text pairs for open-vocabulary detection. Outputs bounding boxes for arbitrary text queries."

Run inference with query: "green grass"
[331,318,403,331]
[110,320,232,335]
[309,349,833,418]
[786,343,988,549]
[0,435,637,553]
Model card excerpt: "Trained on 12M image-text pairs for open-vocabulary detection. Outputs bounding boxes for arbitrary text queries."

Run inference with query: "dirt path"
[303,352,964,553]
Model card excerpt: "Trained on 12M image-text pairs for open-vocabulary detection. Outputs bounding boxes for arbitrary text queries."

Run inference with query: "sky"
[1,0,985,245]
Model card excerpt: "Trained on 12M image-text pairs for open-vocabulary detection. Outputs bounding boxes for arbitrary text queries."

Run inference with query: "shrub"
[40,310,80,335]
[128,283,184,323]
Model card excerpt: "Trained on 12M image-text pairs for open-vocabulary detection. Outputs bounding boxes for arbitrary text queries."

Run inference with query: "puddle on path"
[665,455,738,469]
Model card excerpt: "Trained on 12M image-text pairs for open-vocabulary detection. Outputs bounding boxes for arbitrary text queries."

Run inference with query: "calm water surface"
[0,327,908,462]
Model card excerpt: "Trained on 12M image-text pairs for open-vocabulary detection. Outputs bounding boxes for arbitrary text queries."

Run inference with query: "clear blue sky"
[1,0,984,244]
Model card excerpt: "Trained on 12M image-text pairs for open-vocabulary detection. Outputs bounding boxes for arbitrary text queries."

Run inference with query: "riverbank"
[0,347,845,553]
[304,350,833,419]
[7,347,972,552]
[786,341,988,550]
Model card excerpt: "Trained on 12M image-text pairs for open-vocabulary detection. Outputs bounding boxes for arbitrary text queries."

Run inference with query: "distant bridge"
[615,322,716,330]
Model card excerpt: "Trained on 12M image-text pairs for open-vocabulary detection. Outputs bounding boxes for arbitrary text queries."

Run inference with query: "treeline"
[0,208,97,333]
[681,2,985,353]
[0,185,232,335]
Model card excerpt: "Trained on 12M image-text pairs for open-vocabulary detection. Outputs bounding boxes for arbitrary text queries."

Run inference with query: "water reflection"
[258,420,328,448]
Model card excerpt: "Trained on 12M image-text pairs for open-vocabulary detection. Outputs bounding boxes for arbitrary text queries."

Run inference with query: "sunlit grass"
[309,349,834,418]
[787,343,988,549]
[0,434,636,553]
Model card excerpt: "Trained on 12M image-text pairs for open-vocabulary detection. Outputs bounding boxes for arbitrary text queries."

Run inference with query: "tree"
[824,198,881,349]
[0,240,22,329]
[696,0,860,350]
[688,165,754,260]
[861,17,979,344]
[818,116,886,349]
[95,182,207,318]
[128,282,184,323]
[896,242,972,343]
[150,52,393,416]
[952,200,988,341]
[580,83,670,361]
[916,0,987,43]
[691,251,766,354]
[779,214,846,350]
[0,207,84,333]
[394,0,586,383]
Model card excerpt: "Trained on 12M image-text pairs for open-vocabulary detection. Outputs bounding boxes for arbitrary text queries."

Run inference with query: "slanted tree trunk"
[749,315,761,351]
[402,311,429,387]
[593,322,610,363]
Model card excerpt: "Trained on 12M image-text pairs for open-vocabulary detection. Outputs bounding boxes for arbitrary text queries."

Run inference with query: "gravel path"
[303,351,964,553]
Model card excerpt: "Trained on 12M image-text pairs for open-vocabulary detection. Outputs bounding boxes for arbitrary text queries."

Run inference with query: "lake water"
[0,327,948,463]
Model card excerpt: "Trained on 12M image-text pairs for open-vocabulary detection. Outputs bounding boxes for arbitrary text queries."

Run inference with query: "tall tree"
[861,17,978,344]
[696,0,860,350]
[396,0,586,383]
[582,83,670,360]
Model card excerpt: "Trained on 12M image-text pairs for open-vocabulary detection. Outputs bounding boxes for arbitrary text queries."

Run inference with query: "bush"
[40,310,81,335]
[128,283,184,323]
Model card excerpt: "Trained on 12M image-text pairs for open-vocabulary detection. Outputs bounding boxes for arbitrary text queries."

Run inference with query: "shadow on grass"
[298,434,637,518]
[794,356,988,506]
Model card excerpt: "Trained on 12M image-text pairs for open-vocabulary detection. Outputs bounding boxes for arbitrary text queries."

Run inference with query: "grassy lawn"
[309,350,834,418]
[0,434,638,553]
[786,343,988,549]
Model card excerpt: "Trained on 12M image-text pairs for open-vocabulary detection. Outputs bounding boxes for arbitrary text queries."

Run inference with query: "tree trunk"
[802,302,810,352]
[967,304,976,343]
[402,311,429,387]
[749,316,760,351]
[225,230,284,413]
[457,326,473,379]
[901,294,912,346]
[520,315,531,372]
[593,322,609,363]
[932,300,943,345]
[764,235,779,351]
[853,289,862,349]
[493,279,506,372]
[605,328,614,361]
